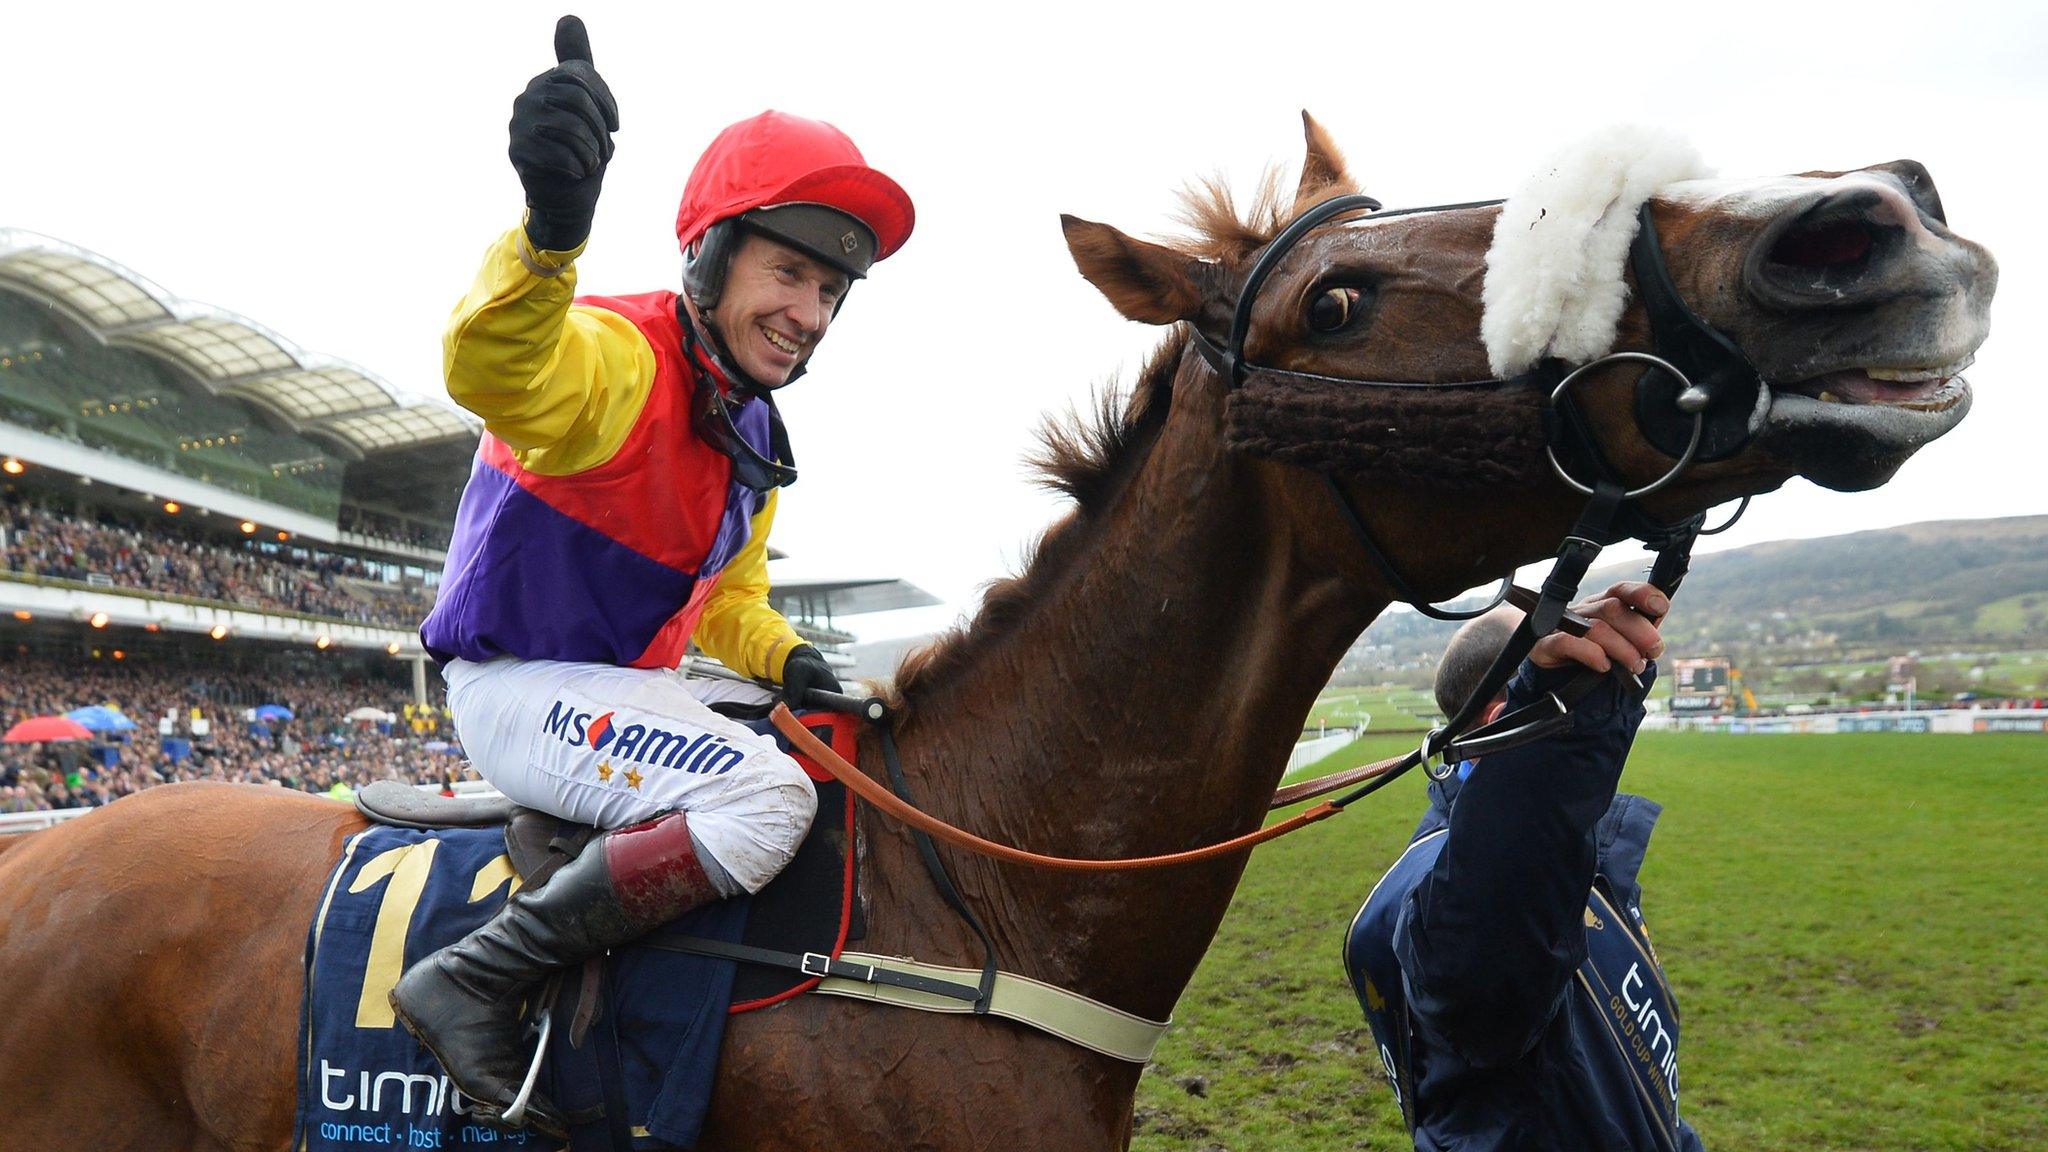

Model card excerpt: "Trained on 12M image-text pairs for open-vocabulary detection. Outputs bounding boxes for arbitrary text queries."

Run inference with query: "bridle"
[1185,189,1765,793]
[1193,191,1769,455]
[1191,191,1763,605]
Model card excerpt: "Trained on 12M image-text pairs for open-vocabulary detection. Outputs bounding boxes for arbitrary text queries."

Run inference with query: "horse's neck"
[887,378,1386,1020]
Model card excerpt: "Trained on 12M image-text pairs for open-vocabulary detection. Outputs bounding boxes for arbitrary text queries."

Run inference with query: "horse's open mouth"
[1757,352,1974,491]
[1774,356,1973,412]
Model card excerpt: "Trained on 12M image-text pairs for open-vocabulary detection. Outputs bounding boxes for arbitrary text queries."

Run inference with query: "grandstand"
[0,230,935,821]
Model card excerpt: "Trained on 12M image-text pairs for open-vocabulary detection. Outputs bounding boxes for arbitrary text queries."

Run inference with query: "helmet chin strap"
[677,292,807,398]
[675,295,800,491]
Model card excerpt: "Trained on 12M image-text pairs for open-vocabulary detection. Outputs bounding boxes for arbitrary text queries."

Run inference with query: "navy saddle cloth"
[294,711,864,1152]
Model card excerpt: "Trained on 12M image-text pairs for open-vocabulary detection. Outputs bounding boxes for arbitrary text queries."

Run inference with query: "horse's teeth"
[1818,390,1840,403]
[1866,354,1976,383]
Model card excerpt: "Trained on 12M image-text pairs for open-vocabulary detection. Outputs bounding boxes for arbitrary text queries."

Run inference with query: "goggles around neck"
[698,382,797,492]
[677,298,799,491]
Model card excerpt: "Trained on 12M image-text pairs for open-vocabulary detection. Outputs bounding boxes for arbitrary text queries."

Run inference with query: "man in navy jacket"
[1346,581,1705,1151]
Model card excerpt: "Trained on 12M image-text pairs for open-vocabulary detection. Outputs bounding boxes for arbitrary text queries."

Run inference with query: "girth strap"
[811,951,1170,1064]
[642,933,983,1003]
[641,934,1171,1063]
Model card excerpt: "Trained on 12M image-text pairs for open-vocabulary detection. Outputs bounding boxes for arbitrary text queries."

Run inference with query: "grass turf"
[1305,691,1438,732]
[1131,732,2047,1151]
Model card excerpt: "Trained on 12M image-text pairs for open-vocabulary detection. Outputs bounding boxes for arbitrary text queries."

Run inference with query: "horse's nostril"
[1768,216,1877,270]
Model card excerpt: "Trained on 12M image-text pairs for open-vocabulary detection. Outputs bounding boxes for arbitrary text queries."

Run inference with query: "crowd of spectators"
[0,649,465,813]
[0,495,435,628]
[340,506,452,552]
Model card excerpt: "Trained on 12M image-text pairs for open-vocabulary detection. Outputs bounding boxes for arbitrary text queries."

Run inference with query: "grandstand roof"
[768,576,942,618]
[0,230,478,461]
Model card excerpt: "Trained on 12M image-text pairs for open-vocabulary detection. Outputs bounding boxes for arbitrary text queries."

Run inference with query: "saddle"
[353,708,868,1008]
[356,781,594,888]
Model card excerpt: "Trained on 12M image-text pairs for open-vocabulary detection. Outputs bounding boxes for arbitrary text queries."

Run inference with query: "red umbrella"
[3,716,95,743]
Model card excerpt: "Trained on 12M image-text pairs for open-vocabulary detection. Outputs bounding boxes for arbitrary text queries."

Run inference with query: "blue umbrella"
[254,704,295,722]
[65,706,137,733]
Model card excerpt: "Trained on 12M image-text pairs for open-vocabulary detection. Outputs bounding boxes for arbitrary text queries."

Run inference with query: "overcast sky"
[7,1,2042,641]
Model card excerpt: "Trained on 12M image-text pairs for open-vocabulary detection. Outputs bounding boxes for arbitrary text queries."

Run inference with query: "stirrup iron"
[499,1006,554,1129]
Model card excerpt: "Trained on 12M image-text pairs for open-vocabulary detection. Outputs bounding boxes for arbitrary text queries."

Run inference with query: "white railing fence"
[1285,727,1366,775]
[0,778,500,836]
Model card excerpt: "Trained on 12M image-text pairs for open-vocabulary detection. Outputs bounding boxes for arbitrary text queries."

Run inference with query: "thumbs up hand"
[508,15,621,253]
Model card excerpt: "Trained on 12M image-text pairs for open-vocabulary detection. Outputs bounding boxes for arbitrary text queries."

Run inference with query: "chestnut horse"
[0,119,1995,1150]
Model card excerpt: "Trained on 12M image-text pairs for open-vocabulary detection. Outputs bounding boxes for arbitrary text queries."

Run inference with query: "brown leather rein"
[770,704,1401,872]
[1267,755,1410,809]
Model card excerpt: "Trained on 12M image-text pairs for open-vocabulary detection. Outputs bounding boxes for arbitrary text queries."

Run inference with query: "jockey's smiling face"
[711,234,851,386]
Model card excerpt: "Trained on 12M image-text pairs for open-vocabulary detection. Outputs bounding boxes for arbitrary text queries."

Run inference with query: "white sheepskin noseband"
[1481,126,1713,378]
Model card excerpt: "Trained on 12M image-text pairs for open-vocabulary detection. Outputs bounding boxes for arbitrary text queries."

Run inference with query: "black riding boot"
[388,811,723,1136]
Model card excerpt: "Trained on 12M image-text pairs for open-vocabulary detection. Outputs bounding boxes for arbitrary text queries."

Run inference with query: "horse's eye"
[1308,286,1361,332]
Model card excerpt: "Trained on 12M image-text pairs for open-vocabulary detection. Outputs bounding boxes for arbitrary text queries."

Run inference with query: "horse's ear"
[1062,215,1213,325]
[1295,111,1356,208]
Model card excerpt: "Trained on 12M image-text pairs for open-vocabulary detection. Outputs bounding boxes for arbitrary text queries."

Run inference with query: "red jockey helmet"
[675,110,914,300]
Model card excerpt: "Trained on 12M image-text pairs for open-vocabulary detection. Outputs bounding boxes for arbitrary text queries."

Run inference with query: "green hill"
[1333,515,2048,702]
[1641,515,2048,648]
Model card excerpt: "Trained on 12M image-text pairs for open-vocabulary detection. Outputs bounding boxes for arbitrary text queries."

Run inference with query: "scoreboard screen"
[1670,657,1733,713]
[1672,657,1731,695]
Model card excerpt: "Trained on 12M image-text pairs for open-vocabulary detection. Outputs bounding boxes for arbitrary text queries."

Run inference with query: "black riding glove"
[508,15,620,253]
[780,645,842,708]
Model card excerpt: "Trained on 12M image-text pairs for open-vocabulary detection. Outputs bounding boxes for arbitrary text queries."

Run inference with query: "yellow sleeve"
[693,489,806,681]
[442,223,658,475]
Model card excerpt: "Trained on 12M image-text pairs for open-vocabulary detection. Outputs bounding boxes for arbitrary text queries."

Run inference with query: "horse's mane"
[887,336,1180,718]
[888,164,1360,717]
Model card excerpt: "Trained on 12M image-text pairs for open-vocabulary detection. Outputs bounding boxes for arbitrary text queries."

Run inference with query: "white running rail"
[0,779,502,836]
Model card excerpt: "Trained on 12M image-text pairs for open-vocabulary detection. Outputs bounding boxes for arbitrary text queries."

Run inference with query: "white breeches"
[442,657,817,894]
